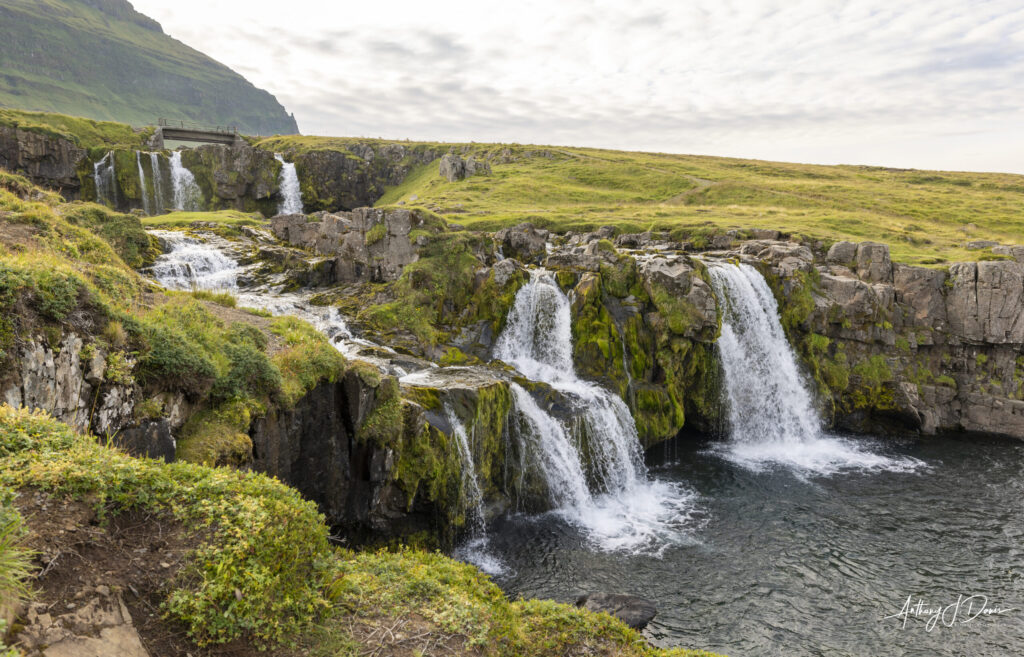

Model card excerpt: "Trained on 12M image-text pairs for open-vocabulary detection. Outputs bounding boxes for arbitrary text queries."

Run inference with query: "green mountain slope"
[0,0,298,135]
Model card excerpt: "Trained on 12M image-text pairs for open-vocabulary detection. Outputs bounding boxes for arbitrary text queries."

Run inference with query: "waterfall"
[93,151,117,207]
[136,152,152,215]
[495,271,696,553]
[148,231,239,290]
[495,272,645,492]
[507,382,592,509]
[149,152,166,215]
[147,230,368,359]
[275,154,303,215]
[170,152,202,211]
[707,262,921,474]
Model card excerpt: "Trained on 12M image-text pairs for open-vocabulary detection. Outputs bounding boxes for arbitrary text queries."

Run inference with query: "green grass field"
[368,145,1024,266]
[140,209,267,228]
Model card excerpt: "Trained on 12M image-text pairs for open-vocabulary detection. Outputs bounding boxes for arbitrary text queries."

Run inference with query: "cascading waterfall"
[507,382,592,509]
[146,231,376,362]
[148,152,166,215]
[169,152,202,211]
[275,154,303,215]
[93,151,117,207]
[495,271,697,553]
[136,151,152,215]
[149,231,239,290]
[445,405,505,574]
[495,272,645,492]
[707,262,920,474]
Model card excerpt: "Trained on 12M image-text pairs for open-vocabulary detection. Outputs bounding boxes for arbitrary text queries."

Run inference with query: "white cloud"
[131,0,1024,173]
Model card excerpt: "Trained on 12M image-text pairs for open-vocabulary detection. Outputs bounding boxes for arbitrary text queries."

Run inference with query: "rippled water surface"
[488,433,1024,657]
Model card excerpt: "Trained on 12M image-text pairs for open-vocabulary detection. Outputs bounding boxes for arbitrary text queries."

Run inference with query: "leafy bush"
[135,322,218,397]
[0,486,33,627]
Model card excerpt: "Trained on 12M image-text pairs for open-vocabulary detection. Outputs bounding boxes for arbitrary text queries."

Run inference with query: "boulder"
[440,153,466,182]
[494,223,547,263]
[992,245,1024,263]
[826,240,858,265]
[576,592,658,630]
[855,242,892,283]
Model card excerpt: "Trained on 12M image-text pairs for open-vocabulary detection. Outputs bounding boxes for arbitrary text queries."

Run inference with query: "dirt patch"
[314,614,481,657]
[12,489,272,657]
[0,219,41,252]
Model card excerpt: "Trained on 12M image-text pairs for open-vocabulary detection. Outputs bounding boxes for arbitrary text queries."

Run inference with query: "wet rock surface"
[576,592,658,630]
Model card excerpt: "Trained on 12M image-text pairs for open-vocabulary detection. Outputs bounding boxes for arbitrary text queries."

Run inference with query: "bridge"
[149,118,246,149]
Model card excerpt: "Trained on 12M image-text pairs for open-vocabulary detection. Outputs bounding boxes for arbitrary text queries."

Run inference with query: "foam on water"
[707,262,922,475]
[149,231,238,290]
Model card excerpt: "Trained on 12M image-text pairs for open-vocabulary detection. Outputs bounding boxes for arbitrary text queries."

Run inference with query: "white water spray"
[136,152,152,215]
[149,231,238,290]
[170,152,202,211]
[446,405,505,574]
[146,231,374,361]
[495,271,697,553]
[148,152,166,214]
[708,262,921,474]
[93,151,117,207]
[275,154,303,215]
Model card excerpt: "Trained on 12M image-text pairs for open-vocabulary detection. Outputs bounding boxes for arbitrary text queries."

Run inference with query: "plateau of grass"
[140,209,267,228]
[364,144,1024,266]
[0,108,147,151]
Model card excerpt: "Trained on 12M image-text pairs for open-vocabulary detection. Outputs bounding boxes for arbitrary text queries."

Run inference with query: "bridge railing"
[157,118,238,135]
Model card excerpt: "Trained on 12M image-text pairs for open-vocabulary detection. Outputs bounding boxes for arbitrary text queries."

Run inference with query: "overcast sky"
[130,0,1024,173]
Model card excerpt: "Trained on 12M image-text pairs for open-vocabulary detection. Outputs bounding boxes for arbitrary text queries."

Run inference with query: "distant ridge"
[0,0,299,136]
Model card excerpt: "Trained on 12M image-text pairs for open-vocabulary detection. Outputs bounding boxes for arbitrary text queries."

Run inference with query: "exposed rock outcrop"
[440,152,491,182]
[18,594,149,657]
[1,334,135,436]
[728,239,1024,439]
[0,126,86,198]
[180,142,281,214]
[271,207,439,283]
[494,222,548,263]
[576,593,658,630]
[293,143,439,212]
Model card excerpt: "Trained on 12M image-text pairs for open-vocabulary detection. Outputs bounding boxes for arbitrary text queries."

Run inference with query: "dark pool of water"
[485,433,1024,656]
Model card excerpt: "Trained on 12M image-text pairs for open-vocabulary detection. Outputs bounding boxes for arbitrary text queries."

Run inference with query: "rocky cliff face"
[742,239,1024,438]
[180,143,282,215]
[0,126,86,198]
[270,207,443,283]
[290,142,439,212]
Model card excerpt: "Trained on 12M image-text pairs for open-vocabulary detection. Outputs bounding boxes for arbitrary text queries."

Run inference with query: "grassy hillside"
[257,135,1023,267]
[372,146,1024,267]
[0,0,297,136]
[0,407,723,656]
[0,107,150,150]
